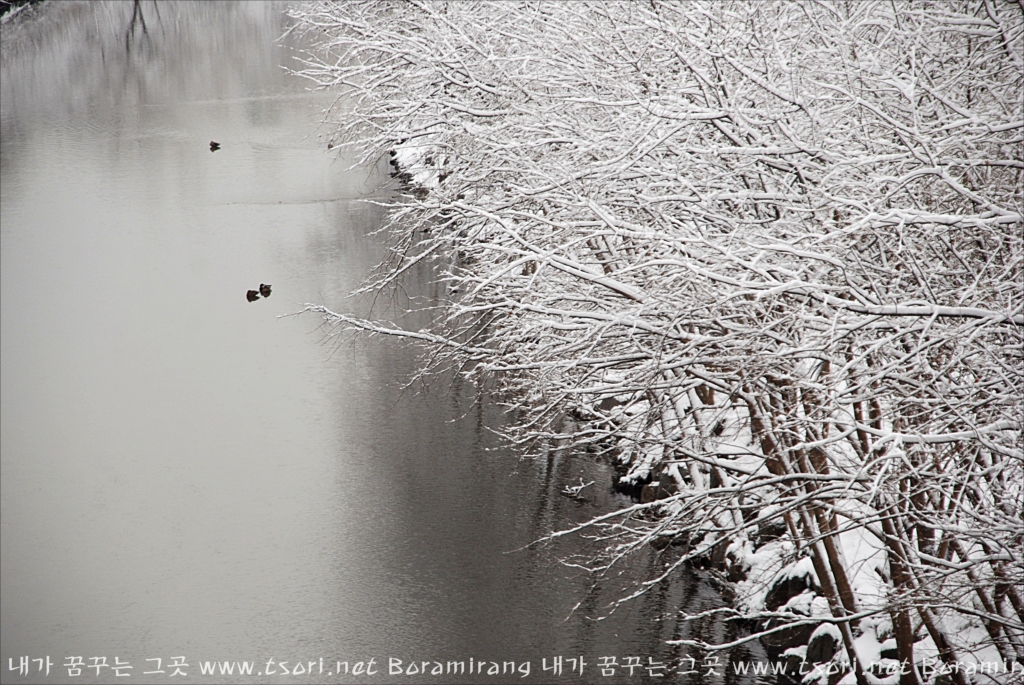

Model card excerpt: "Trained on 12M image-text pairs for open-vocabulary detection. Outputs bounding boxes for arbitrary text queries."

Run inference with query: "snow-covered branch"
[290,1,1024,681]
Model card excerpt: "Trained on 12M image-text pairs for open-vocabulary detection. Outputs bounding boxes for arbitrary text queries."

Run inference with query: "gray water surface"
[1,3,745,683]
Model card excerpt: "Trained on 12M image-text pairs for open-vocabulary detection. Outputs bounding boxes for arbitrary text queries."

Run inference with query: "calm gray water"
[1,3,748,683]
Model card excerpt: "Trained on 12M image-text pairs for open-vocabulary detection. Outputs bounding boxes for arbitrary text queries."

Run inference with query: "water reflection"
[1,3,760,684]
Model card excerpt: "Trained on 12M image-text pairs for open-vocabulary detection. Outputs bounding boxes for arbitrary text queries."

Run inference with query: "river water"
[1,3,756,684]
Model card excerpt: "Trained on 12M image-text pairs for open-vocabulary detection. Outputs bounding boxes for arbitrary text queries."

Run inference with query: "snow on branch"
[290,1,1024,680]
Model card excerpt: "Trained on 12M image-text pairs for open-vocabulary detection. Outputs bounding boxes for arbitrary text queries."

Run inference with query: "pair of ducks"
[246,284,272,302]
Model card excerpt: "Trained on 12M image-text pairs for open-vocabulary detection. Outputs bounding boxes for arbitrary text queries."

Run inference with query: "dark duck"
[259,284,272,298]
[246,289,260,302]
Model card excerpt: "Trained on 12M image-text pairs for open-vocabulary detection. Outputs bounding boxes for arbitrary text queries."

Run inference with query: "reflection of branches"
[126,0,147,53]
[292,2,1023,683]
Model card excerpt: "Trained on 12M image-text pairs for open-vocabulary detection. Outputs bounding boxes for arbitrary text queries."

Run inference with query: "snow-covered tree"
[292,2,1023,682]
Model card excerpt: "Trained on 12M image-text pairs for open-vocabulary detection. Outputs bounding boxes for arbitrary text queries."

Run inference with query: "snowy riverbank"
[289,3,1023,684]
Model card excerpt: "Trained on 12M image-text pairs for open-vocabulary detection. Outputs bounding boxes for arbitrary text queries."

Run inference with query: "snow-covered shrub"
[291,2,1023,682]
